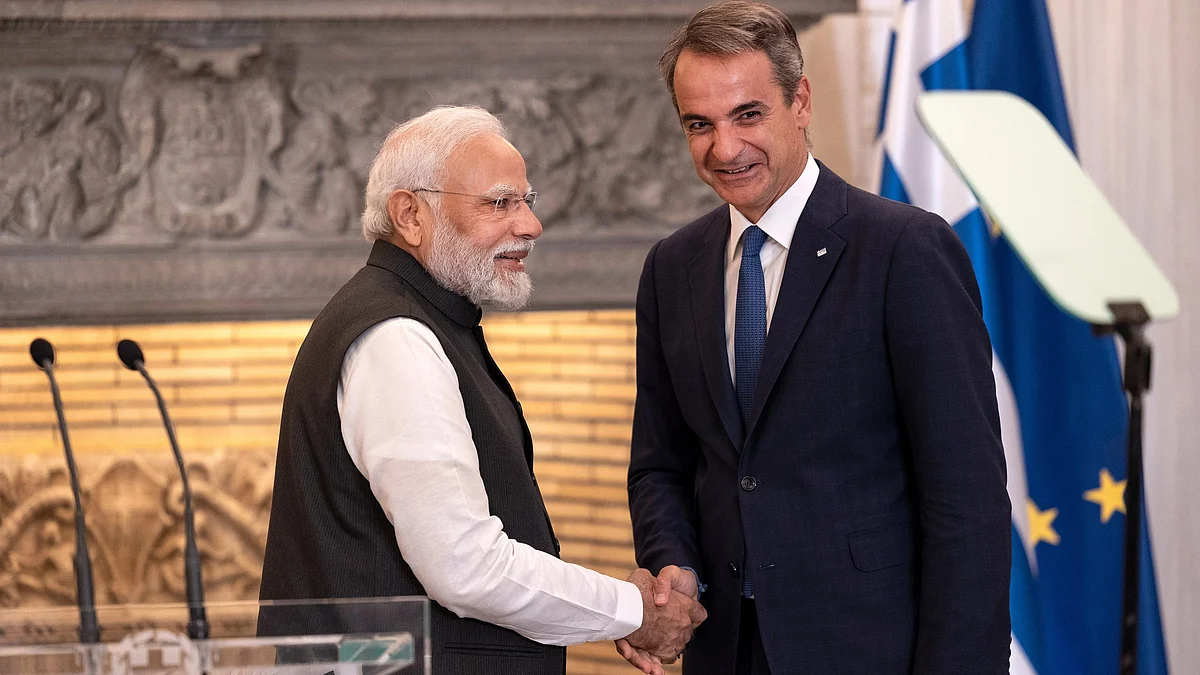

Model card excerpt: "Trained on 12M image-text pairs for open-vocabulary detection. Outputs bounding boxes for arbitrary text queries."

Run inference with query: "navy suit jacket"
[628,162,1011,674]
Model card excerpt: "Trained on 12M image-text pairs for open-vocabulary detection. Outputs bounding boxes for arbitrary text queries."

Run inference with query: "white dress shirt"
[337,318,643,646]
[725,154,820,378]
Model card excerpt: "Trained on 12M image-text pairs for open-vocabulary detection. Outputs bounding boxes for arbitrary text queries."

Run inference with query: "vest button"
[740,476,757,491]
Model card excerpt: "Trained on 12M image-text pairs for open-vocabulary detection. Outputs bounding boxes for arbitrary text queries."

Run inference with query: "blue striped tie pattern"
[735,225,768,428]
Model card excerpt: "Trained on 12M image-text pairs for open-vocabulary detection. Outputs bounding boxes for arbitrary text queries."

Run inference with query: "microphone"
[29,338,101,644]
[117,339,210,640]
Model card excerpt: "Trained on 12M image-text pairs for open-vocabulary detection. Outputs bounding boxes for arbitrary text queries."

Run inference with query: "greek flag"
[876,0,1170,672]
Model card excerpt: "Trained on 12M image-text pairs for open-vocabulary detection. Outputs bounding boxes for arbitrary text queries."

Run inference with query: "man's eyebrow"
[679,100,769,123]
[484,183,518,196]
[730,100,768,116]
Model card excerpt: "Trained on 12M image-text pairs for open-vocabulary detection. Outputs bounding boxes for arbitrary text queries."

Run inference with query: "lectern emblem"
[111,629,199,675]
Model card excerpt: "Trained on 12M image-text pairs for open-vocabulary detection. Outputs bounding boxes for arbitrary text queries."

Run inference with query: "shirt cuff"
[604,579,644,640]
[679,566,708,595]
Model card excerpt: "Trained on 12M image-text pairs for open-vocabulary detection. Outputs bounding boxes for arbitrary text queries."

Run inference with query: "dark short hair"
[659,1,805,110]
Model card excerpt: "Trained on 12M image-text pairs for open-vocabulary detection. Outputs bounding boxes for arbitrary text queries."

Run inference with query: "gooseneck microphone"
[117,339,210,640]
[30,338,101,644]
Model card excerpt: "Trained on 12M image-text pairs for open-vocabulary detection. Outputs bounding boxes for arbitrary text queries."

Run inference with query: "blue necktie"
[735,225,768,428]
[734,225,767,599]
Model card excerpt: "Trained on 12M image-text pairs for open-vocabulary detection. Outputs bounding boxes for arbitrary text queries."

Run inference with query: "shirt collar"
[728,153,820,261]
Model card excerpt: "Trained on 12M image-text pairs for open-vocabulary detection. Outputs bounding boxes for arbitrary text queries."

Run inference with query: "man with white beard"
[260,105,704,675]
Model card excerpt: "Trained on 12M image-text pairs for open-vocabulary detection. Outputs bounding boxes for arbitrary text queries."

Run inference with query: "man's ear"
[791,74,812,129]
[387,189,424,248]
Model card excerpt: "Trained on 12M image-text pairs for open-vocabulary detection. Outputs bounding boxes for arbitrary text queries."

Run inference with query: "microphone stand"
[129,353,210,640]
[29,339,101,648]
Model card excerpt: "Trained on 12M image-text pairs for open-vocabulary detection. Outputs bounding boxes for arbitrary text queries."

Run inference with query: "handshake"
[617,565,708,675]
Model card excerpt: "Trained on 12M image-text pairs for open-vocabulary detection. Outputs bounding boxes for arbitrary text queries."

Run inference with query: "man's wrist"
[613,577,646,638]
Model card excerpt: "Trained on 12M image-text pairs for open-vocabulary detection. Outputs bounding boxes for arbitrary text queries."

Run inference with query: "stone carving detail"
[0,45,717,246]
[268,80,379,236]
[0,79,140,241]
[0,27,737,321]
[562,77,718,228]
[0,451,273,607]
[118,44,285,240]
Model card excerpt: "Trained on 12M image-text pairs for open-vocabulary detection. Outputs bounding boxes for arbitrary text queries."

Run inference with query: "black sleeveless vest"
[260,240,565,675]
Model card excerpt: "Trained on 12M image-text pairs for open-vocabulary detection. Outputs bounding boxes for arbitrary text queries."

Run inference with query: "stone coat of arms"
[118,43,284,239]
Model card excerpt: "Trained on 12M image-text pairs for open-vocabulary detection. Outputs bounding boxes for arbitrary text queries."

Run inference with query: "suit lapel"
[687,209,745,451]
[746,162,849,437]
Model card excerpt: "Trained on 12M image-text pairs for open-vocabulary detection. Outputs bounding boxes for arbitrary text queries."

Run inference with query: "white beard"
[424,212,534,311]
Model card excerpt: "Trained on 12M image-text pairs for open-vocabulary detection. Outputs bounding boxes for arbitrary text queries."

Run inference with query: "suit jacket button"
[729,562,740,577]
[740,475,757,491]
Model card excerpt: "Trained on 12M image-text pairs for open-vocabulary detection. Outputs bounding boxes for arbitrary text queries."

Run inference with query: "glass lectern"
[0,596,430,675]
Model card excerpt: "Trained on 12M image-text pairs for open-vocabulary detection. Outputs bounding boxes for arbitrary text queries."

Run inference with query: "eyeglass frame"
[411,188,538,217]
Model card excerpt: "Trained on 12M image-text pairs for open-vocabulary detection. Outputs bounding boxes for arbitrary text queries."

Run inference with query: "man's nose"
[710,126,745,165]
[512,203,542,240]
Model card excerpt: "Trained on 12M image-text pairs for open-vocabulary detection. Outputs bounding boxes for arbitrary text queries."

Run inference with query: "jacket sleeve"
[883,213,1012,673]
[628,241,704,579]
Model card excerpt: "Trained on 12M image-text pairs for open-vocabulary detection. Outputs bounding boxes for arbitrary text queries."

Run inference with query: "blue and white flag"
[876,0,1170,672]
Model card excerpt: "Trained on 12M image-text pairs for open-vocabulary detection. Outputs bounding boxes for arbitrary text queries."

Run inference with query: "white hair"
[361,105,506,241]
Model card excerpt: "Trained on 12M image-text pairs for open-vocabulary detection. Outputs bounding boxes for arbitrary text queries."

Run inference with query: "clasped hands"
[617,565,707,675]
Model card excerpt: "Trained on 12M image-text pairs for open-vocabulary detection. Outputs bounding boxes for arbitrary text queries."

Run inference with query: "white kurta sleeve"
[337,317,643,646]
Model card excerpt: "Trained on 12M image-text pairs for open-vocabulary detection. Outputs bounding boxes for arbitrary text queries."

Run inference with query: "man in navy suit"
[619,3,1011,674]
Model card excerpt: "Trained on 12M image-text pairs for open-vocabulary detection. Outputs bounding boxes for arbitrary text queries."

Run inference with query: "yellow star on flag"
[1084,468,1127,524]
[1026,499,1060,547]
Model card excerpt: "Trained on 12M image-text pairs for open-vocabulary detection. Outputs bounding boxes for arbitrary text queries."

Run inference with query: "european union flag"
[877,0,1169,672]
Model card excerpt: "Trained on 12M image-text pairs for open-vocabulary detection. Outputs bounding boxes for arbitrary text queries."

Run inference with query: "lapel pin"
[816,247,827,257]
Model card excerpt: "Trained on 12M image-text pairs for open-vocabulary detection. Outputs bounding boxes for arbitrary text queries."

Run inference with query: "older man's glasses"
[413,188,537,217]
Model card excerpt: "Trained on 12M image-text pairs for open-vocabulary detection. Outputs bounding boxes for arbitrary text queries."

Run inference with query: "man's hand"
[652,565,700,605]
[615,637,666,675]
[617,568,708,673]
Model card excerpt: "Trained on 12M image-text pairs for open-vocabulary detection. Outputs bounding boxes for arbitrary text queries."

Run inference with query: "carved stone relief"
[0,45,716,247]
[0,5,844,322]
[271,79,377,237]
[0,451,273,607]
[0,79,140,241]
[117,44,285,240]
